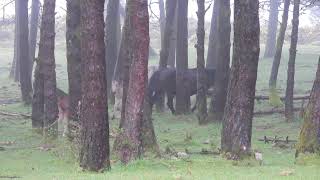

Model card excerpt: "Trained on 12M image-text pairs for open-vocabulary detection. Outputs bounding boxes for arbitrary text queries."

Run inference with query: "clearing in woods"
[0,44,320,179]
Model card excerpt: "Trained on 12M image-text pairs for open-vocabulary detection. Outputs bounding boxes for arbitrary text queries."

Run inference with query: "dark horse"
[148,67,215,114]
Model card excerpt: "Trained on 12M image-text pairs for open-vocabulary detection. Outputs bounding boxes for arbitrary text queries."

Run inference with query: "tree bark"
[66,0,82,122]
[168,4,177,68]
[112,1,133,122]
[141,86,159,154]
[31,59,44,129]
[296,57,320,155]
[221,0,260,157]
[285,0,300,122]
[263,0,280,58]
[158,0,177,69]
[38,0,58,137]
[114,0,149,164]
[105,0,120,104]
[79,0,110,171]
[17,0,32,104]
[175,0,189,114]
[29,0,40,72]
[10,25,17,79]
[206,0,219,68]
[159,0,165,41]
[196,0,208,124]
[12,2,20,82]
[208,0,231,122]
[268,0,290,105]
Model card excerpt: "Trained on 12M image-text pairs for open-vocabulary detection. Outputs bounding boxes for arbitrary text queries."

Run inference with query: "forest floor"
[0,44,320,179]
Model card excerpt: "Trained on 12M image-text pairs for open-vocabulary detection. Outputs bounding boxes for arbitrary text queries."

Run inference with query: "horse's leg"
[63,109,70,137]
[191,100,197,112]
[167,93,175,114]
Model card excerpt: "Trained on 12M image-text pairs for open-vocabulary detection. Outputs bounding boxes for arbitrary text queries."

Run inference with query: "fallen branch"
[254,107,301,116]
[0,175,21,179]
[0,111,31,119]
[187,150,220,156]
[258,136,297,144]
[255,95,309,101]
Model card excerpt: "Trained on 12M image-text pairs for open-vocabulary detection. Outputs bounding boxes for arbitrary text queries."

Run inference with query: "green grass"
[0,43,320,179]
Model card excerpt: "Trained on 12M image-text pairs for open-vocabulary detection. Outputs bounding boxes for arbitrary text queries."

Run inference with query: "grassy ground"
[0,43,320,179]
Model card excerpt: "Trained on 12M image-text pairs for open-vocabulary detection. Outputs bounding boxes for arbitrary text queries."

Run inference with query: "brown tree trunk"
[159,0,165,41]
[296,57,320,155]
[31,59,44,129]
[141,86,159,154]
[12,2,20,82]
[112,1,133,122]
[10,25,17,79]
[221,0,260,157]
[39,0,58,137]
[156,0,177,112]
[196,0,208,124]
[168,4,177,68]
[206,1,219,68]
[29,0,40,72]
[175,0,189,114]
[158,0,177,68]
[105,0,120,104]
[285,0,300,122]
[79,0,110,171]
[114,0,149,164]
[17,0,32,104]
[66,0,82,122]
[264,0,280,58]
[268,0,290,105]
[208,0,231,122]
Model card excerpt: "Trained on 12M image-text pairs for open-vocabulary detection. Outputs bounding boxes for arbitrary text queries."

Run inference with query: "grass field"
[0,43,319,179]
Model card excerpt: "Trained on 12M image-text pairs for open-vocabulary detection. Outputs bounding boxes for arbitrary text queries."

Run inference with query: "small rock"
[203,139,210,144]
[177,152,189,158]
[279,169,294,176]
[254,152,263,165]
[170,156,178,160]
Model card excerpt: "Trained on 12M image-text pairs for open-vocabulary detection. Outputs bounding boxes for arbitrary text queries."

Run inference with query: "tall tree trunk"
[158,0,177,68]
[114,0,149,164]
[263,0,280,58]
[156,0,177,112]
[29,0,40,72]
[39,0,58,137]
[196,0,208,124]
[268,0,290,105]
[112,0,133,122]
[79,0,110,171]
[175,0,189,115]
[105,0,120,104]
[167,4,177,68]
[208,0,231,122]
[117,3,136,127]
[12,2,20,82]
[66,0,82,122]
[31,59,44,129]
[285,0,300,122]
[17,0,32,104]
[10,25,17,79]
[296,57,320,155]
[141,85,159,154]
[221,0,260,157]
[206,1,219,68]
[159,0,165,41]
